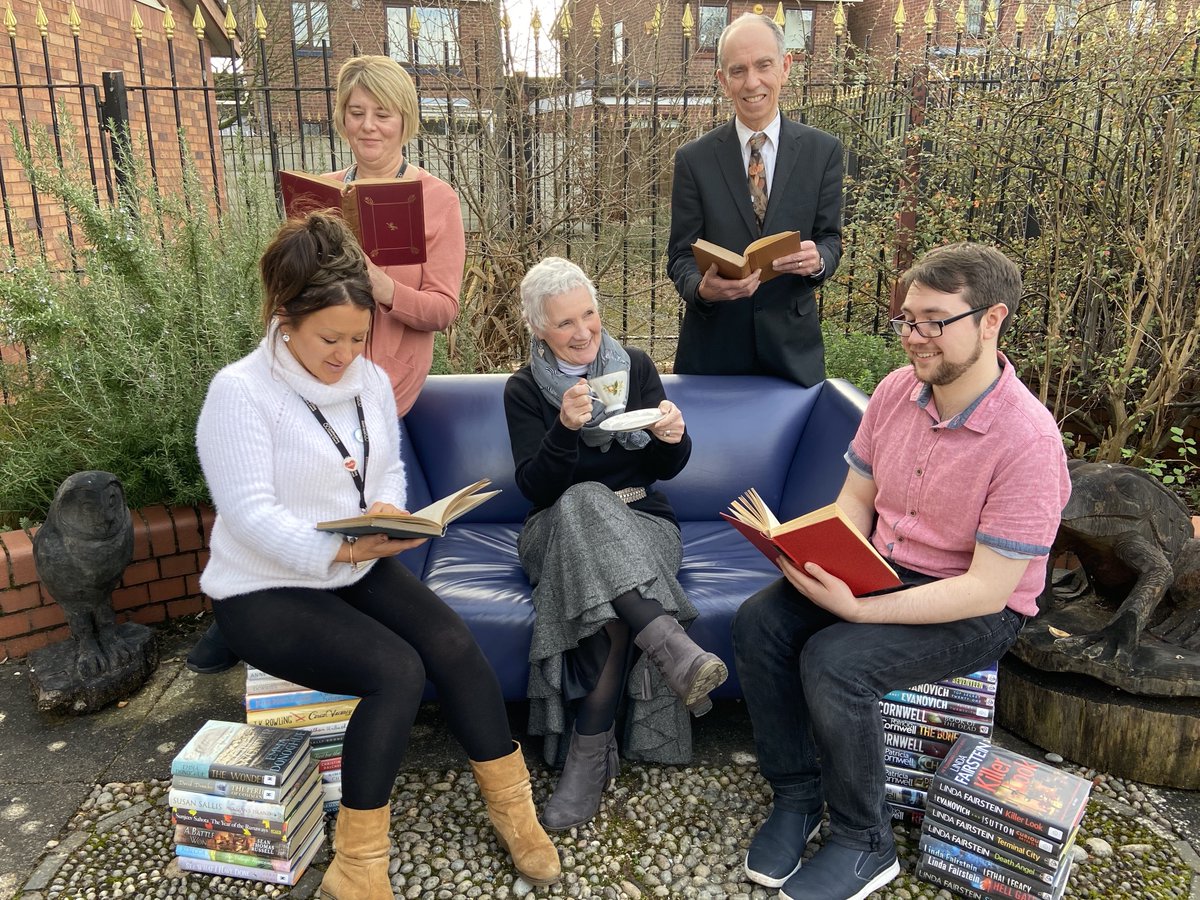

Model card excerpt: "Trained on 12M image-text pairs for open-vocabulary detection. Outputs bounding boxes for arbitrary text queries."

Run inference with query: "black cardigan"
[503,347,692,526]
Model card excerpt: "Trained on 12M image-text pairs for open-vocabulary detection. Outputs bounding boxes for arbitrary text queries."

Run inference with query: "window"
[292,0,328,48]
[966,0,1000,35]
[1054,0,1078,32]
[386,6,461,67]
[1129,0,1152,29]
[783,8,813,52]
[698,3,727,51]
[613,20,625,64]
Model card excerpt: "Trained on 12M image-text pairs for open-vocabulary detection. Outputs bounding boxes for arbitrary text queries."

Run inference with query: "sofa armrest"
[778,378,869,519]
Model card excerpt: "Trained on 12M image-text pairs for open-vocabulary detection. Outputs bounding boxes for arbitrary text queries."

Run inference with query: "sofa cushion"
[658,375,821,522]
[677,521,782,697]
[421,523,532,699]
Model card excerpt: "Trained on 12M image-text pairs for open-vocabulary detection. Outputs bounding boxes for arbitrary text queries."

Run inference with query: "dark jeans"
[214,557,512,809]
[731,573,1024,852]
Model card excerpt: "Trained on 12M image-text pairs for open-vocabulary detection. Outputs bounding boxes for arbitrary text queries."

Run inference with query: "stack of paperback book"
[245,666,357,814]
[916,734,1091,900]
[169,720,325,886]
[882,663,998,824]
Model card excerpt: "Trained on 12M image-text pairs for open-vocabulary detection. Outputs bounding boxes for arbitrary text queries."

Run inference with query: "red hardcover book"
[721,489,902,597]
[279,170,426,266]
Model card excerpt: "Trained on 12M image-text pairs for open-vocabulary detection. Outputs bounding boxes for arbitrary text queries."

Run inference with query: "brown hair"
[259,212,374,333]
[901,242,1022,338]
[333,55,420,148]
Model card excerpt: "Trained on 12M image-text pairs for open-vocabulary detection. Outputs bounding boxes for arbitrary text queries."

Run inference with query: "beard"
[912,334,984,386]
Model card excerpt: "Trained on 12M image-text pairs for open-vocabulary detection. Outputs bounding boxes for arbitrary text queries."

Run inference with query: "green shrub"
[0,129,279,528]
[822,326,907,395]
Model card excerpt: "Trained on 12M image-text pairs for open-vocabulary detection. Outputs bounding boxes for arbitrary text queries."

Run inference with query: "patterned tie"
[748,132,768,230]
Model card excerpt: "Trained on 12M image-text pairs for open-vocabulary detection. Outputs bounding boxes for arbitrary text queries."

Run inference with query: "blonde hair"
[333,55,420,147]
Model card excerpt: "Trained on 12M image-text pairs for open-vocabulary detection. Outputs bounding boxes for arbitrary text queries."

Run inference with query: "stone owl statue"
[32,471,135,678]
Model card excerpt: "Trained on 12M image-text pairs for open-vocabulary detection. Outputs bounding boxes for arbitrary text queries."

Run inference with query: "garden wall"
[0,506,213,661]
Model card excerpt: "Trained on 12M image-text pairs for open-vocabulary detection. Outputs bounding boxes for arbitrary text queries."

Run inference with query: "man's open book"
[317,479,500,540]
[721,488,902,596]
[691,231,802,283]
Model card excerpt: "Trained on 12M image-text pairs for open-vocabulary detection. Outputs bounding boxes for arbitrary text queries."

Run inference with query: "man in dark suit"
[668,13,843,386]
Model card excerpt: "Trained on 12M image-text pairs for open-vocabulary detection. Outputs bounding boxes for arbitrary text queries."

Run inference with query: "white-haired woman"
[503,257,727,830]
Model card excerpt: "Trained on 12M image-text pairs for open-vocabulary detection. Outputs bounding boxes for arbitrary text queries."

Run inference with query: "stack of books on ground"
[915,733,1091,900]
[245,666,357,814]
[883,663,998,825]
[169,720,325,885]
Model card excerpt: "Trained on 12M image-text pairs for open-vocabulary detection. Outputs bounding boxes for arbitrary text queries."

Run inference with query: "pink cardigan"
[328,166,466,416]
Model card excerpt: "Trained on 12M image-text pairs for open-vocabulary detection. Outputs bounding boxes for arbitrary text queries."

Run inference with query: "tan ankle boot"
[318,804,393,900]
[470,742,562,885]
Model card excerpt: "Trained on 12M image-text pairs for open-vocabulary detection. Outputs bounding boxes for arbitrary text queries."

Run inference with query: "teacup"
[587,371,629,413]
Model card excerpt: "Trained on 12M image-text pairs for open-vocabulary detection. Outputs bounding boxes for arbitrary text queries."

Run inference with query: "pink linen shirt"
[846,354,1070,616]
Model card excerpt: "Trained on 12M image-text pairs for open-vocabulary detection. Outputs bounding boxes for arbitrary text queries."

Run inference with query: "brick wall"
[0,0,226,254]
[0,505,214,661]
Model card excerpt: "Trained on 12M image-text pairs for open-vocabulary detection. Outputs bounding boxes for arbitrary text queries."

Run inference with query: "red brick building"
[245,0,508,128]
[0,0,233,249]
[557,0,851,88]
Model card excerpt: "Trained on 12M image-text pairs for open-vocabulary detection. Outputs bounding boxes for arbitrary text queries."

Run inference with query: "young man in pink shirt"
[732,243,1070,900]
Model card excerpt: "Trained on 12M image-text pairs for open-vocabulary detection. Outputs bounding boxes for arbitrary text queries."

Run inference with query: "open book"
[316,479,500,540]
[280,170,426,267]
[691,231,802,283]
[721,488,901,596]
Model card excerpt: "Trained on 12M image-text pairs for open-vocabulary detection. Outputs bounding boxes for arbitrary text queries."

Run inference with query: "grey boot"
[634,615,728,717]
[541,725,620,831]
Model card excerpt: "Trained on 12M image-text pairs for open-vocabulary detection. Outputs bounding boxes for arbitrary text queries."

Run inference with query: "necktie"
[748,132,768,230]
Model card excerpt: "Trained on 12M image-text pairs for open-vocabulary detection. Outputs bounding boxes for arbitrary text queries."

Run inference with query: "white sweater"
[197,332,408,600]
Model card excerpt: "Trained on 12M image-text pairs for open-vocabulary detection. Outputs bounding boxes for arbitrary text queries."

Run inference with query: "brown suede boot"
[318,804,393,900]
[470,742,562,885]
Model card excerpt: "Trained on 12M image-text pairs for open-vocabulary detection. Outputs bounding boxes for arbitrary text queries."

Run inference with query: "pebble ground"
[16,753,1200,899]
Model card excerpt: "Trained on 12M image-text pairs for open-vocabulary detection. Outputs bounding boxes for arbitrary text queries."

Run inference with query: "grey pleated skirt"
[519,481,698,766]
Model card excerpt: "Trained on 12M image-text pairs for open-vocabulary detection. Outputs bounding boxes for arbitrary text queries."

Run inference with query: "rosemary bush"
[0,130,279,528]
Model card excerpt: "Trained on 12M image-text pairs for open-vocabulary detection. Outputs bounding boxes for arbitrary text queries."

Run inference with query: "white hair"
[519,257,598,333]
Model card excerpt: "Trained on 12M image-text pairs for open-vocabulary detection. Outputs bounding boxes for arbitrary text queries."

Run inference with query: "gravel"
[15,758,1199,899]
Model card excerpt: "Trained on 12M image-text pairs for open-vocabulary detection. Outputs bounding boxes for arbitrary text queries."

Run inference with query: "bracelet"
[347,536,357,569]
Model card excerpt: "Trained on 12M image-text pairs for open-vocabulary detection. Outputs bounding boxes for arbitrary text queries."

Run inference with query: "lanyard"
[301,395,370,514]
[343,161,408,184]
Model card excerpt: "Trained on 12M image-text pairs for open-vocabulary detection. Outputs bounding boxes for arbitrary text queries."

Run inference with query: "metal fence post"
[101,70,133,198]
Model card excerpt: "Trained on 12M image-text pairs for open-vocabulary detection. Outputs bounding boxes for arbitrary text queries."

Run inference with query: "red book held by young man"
[279,170,426,266]
[721,488,902,596]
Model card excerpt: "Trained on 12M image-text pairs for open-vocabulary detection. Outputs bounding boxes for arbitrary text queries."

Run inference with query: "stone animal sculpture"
[32,471,135,678]
[1049,459,1200,670]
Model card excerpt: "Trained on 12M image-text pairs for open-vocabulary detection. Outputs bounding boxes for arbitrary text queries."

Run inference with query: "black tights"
[573,589,666,736]
[213,557,512,809]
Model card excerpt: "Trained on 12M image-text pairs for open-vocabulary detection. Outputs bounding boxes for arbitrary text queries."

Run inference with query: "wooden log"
[997,655,1200,789]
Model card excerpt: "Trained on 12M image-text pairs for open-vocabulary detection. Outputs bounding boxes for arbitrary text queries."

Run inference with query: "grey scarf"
[529,330,651,452]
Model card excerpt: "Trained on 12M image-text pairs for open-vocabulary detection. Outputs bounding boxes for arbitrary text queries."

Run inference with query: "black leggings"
[213,557,512,809]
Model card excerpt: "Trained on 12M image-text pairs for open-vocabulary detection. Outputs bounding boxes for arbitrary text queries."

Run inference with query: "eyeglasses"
[889,306,990,338]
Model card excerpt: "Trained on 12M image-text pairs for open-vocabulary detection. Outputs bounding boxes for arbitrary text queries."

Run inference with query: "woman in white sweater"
[196,213,560,898]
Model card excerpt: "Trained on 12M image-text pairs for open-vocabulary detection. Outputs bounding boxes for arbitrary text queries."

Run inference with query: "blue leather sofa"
[399,374,869,701]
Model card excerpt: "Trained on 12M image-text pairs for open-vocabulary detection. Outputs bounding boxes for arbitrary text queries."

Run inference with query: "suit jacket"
[668,115,843,386]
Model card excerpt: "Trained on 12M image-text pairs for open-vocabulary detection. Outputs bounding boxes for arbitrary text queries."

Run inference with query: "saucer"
[598,408,665,432]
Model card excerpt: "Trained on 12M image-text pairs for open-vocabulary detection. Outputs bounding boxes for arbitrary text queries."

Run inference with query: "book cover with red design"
[280,170,426,266]
[931,735,1091,843]
[722,490,902,597]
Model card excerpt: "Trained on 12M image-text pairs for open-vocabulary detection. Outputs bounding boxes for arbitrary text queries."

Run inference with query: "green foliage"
[1123,427,1200,509]
[822,326,908,395]
[0,127,279,528]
